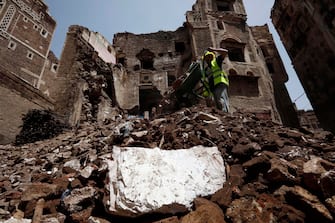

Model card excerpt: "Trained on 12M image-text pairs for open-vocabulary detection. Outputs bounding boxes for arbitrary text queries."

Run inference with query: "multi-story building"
[0,0,56,144]
[0,0,56,88]
[271,0,335,133]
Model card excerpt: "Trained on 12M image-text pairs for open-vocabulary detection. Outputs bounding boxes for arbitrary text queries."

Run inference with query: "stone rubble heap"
[0,105,335,223]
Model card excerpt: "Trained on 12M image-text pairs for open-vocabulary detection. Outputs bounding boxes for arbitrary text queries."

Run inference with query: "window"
[0,4,15,32]
[27,51,34,60]
[33,24,39,30]
[175,42,185,53]
[266,63,275,73]
[23,16,28,22]
[229,76,259,97]
[118,57,126,66]
[221,39,246,62]
[8,40,16,50]
[0,0,5,11]
[136,49,155,70]
[51,63,58,73]
[216,0,233,11]
[40,28,48,38]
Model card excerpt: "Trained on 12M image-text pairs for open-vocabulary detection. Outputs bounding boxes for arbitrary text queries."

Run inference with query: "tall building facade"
[0,0,56,88]
[0,0,56,144]
[271,0,335,132]
[185,0,295,123]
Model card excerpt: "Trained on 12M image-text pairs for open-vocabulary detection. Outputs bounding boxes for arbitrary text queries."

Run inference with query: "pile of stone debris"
[0,105,335,223]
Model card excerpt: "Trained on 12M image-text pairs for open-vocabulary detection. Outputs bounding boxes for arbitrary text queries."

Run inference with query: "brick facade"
[0,0,55,88]
[0,0,56,144]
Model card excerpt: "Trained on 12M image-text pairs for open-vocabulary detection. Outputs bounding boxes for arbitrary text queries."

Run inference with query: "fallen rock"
[275,185,333,223]
[181,198,226,223]
[104,146,226,217]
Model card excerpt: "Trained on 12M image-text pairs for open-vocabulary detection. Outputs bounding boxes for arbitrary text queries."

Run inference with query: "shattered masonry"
[0,0,305,144]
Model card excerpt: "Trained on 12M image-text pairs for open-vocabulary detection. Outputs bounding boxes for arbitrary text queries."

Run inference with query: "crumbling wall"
[113,27,192,114]
[112,65,139,111]
[53,25,118,126]
[0,69,54,144]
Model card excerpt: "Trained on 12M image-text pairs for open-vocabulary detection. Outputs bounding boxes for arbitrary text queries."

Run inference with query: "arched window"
[136,49,155,70]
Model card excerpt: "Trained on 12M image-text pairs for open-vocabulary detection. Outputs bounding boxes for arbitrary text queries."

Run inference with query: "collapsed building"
[271,0,335,133]
[1,1,335,222]
[1,0,302,144]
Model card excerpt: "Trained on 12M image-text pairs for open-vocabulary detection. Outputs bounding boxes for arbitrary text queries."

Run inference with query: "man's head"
[204,51,215,64]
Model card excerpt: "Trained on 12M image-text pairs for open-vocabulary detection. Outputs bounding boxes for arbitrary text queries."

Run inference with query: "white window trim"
[8,40,16,50]
[33,24,39,30]
[51,63,58,73]
[27,50,34,60]
[40,28,48,38]
[23,16,28,22]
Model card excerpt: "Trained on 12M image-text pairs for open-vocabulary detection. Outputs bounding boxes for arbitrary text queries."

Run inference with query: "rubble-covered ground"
[0,105,335,223]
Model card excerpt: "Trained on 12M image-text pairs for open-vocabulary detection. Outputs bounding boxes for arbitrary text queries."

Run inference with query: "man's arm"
[207,47,228,57]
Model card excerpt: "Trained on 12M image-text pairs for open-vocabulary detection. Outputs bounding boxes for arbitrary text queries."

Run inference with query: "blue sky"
[44,0,312,111]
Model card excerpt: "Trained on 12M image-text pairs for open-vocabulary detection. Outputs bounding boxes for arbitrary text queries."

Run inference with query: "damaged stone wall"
[271,0,335,133]
[113,27,193,114]
[53,25,118,126]
[0,68,54,144]
[1,104,335,222]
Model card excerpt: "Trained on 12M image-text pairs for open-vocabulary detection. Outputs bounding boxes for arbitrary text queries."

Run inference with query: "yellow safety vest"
[209,59,229,86]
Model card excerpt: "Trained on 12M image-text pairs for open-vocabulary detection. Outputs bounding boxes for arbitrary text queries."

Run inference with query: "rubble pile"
[0,105,335,223]
[15,109,69,145]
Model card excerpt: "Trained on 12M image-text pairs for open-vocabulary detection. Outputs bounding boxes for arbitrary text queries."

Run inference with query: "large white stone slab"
[105,145,226,217]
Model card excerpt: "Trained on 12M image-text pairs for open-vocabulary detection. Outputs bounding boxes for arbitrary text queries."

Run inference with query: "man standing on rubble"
[202,47,229,112]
